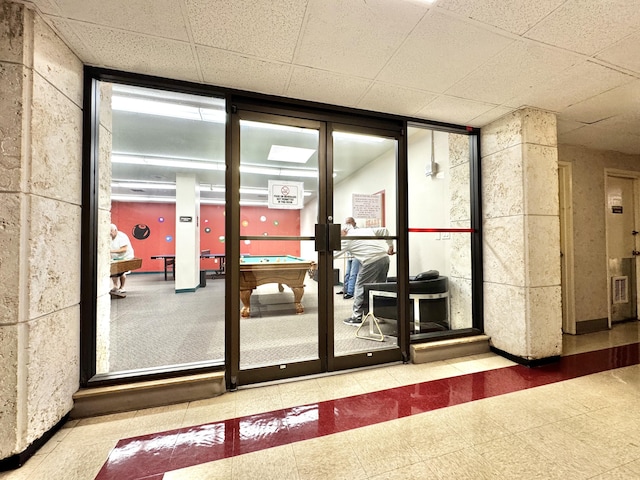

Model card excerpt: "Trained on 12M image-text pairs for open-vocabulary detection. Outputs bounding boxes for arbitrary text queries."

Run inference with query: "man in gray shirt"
[338,224,394,326]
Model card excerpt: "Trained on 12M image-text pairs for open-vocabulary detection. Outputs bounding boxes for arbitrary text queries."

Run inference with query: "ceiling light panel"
[267,145,316,163]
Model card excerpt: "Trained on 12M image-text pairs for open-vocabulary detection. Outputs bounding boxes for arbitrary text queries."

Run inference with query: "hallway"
[2,322,639,480]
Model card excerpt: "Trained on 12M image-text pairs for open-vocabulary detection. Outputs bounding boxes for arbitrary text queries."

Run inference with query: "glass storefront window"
[407,126,474,338]
[96,83,226,375]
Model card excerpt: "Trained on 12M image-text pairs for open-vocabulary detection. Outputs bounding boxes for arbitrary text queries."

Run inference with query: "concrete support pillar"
[175,173,201,292]
[0,0,83,464]
[481,108,562,361]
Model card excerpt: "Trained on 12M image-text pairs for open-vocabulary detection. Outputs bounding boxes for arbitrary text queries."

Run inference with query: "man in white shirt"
[110,223,134,294]
[338,223,394,326]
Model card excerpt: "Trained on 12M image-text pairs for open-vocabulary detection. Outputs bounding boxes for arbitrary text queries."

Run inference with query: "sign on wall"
[268,180,304,209]
[352,193,382,226]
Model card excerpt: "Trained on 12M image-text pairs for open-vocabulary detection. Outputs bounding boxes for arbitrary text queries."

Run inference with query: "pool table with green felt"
[239,255,315,318]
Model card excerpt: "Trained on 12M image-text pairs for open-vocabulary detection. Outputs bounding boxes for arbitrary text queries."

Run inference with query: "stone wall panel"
[25,306,79,445]
[0,193,21,323]
[31,72,82,204]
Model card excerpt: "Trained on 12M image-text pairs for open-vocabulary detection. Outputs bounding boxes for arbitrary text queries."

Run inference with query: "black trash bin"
[199,270,207,288]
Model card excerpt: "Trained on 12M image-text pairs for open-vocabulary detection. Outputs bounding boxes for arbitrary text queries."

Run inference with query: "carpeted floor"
[107,273,397,373]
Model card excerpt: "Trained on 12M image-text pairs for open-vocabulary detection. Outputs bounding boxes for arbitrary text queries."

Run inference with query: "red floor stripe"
[95,343,640,480]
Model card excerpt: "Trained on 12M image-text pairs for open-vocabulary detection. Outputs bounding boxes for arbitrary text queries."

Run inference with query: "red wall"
[111,202,302,273]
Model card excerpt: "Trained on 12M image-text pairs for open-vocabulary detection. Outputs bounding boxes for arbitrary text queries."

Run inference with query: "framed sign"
[268,180,304,210]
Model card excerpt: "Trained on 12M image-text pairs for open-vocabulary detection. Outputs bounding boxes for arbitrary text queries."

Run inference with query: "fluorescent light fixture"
[111,85,226,123]
[112,154,225,171]
[333,131,385,143]
[241,120,318,136]
[240,164,318,178]
[268,145,315,163]
[112,96,226,124]
[111,181,176,190]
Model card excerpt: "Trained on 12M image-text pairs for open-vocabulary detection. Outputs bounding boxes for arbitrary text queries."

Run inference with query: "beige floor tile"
[588,466,640,480]
[292,433,367,480]
[21,439,116,480]
[516,422,613,477]
[163,457,233,479]
[368,460,437,480]
[473,434,588,479]
[234,394,284,417]
[436,402,511,445]
[425,446,498,479]
[395,410,471,460]
[182,397,237,427]
[232,445,299,480]
[345,422,421,477]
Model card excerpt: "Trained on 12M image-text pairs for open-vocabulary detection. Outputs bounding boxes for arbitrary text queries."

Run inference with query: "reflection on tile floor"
[2,321,640,480]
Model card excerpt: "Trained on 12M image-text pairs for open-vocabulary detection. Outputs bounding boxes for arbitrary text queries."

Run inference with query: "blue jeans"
[344,258,361,296]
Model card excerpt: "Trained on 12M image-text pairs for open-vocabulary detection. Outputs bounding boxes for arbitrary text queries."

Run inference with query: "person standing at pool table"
[337,223,394,326]
[336,217,361,299]
[110,223,134,294]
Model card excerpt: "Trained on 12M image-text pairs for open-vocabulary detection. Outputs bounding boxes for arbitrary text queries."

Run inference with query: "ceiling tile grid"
[184,0,308,63]
[196,46,292,96]
[377,10,515,93]
[293,0,428,79]
[524,0,640,56]
[435,0,567,35]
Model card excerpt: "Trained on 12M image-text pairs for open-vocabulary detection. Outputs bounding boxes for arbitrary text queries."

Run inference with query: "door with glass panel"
[330,125,402,369]
[233,112,324,385]
[231,112,403,385]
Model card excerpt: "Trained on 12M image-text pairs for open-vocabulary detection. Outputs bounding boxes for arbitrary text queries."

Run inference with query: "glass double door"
[231,109,402,386]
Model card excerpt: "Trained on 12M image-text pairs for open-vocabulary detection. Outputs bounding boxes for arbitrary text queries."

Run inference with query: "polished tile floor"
[2,321,640,480]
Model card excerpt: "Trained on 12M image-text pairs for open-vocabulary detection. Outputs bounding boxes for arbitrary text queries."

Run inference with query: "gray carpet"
[107,273,397,373]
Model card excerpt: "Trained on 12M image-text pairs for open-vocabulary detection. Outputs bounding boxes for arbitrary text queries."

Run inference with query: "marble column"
[481,108,562,361]
[0,1,83,462]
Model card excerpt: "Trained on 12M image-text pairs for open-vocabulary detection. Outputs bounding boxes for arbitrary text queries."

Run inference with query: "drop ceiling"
[22,0,640,158]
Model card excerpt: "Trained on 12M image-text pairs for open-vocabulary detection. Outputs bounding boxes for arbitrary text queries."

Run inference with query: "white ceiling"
[23,0,640,156]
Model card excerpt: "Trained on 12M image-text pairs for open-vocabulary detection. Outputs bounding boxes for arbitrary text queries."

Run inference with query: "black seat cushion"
[362,275,448,328]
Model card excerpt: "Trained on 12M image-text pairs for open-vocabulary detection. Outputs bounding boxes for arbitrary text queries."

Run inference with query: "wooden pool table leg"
[240,289,252,317]
[291,286,305,314]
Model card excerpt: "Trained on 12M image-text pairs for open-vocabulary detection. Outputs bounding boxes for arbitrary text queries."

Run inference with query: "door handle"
[633,250,640,256]
[328,224,342,251]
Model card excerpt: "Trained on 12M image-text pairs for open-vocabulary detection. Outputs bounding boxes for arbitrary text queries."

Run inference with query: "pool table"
[239,255,315,318]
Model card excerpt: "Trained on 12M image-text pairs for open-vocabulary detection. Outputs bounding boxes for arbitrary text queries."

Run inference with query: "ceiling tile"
[562,80,640,123]
[378,11,514,93]
[293,0,428,79]
[436,0,565,35]
[596,31,640,74]
[556,117,585,134]
[560,123,640,155]
[197,46,291,96]
[47,17,100,65]
[525,0,640,55]
[357,82,437,117]
[286,66,371,107]
[506,60,636,112]
[46,0,190,41]
[468,106,515,127]
[446,40,580,104]
[69,21,201,82]
[185,0,307,62]
[415,95,499,126]
[29,0,62,15]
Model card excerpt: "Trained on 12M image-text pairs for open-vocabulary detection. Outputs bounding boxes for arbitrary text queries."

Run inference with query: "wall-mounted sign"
[352,193,382,220]
[612,206,623,214]
[268,180,304,210]
[179,216,193,222]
